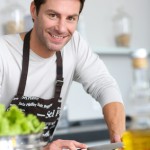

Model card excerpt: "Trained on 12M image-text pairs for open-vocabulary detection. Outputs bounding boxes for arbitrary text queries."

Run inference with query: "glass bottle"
[1,2,25,34]
[122,48,150,150]
[128,48,150,128]
[113,7,132,47]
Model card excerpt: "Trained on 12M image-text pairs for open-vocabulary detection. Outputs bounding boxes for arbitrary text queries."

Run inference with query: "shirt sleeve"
[0,38,7,102]
[73,32,123,107]
[0,48,3,100]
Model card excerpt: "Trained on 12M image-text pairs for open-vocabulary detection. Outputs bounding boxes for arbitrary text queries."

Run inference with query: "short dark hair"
[34,0,85,14]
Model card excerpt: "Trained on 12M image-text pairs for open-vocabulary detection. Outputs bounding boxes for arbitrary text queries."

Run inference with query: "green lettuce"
[0,104,45,136]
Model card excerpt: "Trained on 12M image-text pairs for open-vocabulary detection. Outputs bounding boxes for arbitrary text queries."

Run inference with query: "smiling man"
[0,0,125,149]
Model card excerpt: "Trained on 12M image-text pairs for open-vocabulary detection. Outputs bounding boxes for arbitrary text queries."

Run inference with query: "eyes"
[47,13,78,22]
[48,13,57,19]
[67,16,77,22]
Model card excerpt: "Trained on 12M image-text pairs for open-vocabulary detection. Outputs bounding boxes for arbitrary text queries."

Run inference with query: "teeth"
[51,35,63,39]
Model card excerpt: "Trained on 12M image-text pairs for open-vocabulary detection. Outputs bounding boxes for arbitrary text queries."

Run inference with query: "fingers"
[110,135,124,150]
[43,139,87,150]
[72,140,87,149]
[110,135,123,150]
[112,135,121,143]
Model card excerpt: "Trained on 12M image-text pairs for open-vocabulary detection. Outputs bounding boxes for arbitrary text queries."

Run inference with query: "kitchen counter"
[53,117,131,143]
[52,119,109,143]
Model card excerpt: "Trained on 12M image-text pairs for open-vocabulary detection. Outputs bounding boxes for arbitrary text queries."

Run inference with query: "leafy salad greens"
[0,104,45,136]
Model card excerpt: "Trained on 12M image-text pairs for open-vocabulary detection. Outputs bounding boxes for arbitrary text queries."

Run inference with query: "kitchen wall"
[0,0,150,121]
[81,0,150,51]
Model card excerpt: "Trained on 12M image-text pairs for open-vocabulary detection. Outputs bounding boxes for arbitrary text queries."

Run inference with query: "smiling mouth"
[50,33,66,39]
[52,34,64,39]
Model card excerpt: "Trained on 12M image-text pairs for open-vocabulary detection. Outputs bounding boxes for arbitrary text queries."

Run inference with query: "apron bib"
[9,30,64,143]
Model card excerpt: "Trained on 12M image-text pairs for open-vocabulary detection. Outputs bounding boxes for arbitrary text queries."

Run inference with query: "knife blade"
[77,142,123,150]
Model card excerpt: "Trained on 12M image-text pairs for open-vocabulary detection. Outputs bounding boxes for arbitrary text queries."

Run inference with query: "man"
[0,0,125,149]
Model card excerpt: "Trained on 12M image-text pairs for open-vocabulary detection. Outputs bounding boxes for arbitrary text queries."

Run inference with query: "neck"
[20,30,55,58]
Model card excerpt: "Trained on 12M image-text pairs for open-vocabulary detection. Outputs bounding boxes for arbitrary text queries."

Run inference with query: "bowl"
[0,132,46,150]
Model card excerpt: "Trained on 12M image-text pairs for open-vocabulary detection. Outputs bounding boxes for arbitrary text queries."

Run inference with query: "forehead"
[41,0,81,14]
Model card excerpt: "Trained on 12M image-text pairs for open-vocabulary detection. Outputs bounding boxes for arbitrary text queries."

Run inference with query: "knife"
[77,142,123,150]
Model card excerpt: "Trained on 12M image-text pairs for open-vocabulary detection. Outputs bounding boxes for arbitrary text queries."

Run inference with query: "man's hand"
[111,134,121,143]
[43,139,87,150]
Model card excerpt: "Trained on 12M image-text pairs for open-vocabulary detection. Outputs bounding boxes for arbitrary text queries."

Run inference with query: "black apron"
[9,30,64,143]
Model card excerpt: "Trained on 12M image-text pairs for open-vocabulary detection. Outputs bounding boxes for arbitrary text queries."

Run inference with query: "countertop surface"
[53,117,131,143]
[53,119,109,143]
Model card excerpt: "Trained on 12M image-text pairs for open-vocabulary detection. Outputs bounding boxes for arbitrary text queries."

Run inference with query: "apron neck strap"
[17,30,31,96]
[55,52,64,99]
[17,30,63,98]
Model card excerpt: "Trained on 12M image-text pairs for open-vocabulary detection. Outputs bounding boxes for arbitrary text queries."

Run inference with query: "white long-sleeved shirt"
[0,31,123,109]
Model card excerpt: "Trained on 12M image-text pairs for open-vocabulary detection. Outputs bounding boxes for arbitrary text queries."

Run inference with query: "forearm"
[103,102,126,142]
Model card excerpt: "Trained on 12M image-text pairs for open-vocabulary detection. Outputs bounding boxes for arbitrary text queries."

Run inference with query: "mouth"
[48,31,68,40]
[47,32,68,44]
[51,34,65,39]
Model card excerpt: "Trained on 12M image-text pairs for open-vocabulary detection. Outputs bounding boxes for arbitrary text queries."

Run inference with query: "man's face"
[31,0,80,52]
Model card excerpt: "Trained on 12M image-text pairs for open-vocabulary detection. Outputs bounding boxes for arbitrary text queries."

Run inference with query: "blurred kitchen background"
[0,0,150,145]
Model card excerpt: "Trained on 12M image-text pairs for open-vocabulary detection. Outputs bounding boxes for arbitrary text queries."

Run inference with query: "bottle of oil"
[122,48,150,150]
[122,129,150,150]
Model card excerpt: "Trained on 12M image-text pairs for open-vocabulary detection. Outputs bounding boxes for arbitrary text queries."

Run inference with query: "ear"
[30,1,37,21]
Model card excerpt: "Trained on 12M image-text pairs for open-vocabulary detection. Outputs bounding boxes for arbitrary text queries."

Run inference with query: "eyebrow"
[45,9,79,17]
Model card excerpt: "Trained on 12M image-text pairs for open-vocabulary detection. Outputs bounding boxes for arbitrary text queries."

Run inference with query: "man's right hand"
[43,139,87,150]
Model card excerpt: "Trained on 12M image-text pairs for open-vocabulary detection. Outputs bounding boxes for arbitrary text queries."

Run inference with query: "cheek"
[69,23,78,33]
[36,15,50,28]
[43,19,57,29]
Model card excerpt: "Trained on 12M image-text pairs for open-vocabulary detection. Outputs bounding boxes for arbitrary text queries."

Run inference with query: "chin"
[48,45,64,52]
[48,47,62,52]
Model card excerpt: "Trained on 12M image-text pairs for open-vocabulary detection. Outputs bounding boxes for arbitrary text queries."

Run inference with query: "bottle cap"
[132,48,148,58]
[132,48,148,68]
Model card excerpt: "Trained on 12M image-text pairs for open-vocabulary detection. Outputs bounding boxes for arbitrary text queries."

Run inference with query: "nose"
[55,19,67,33]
